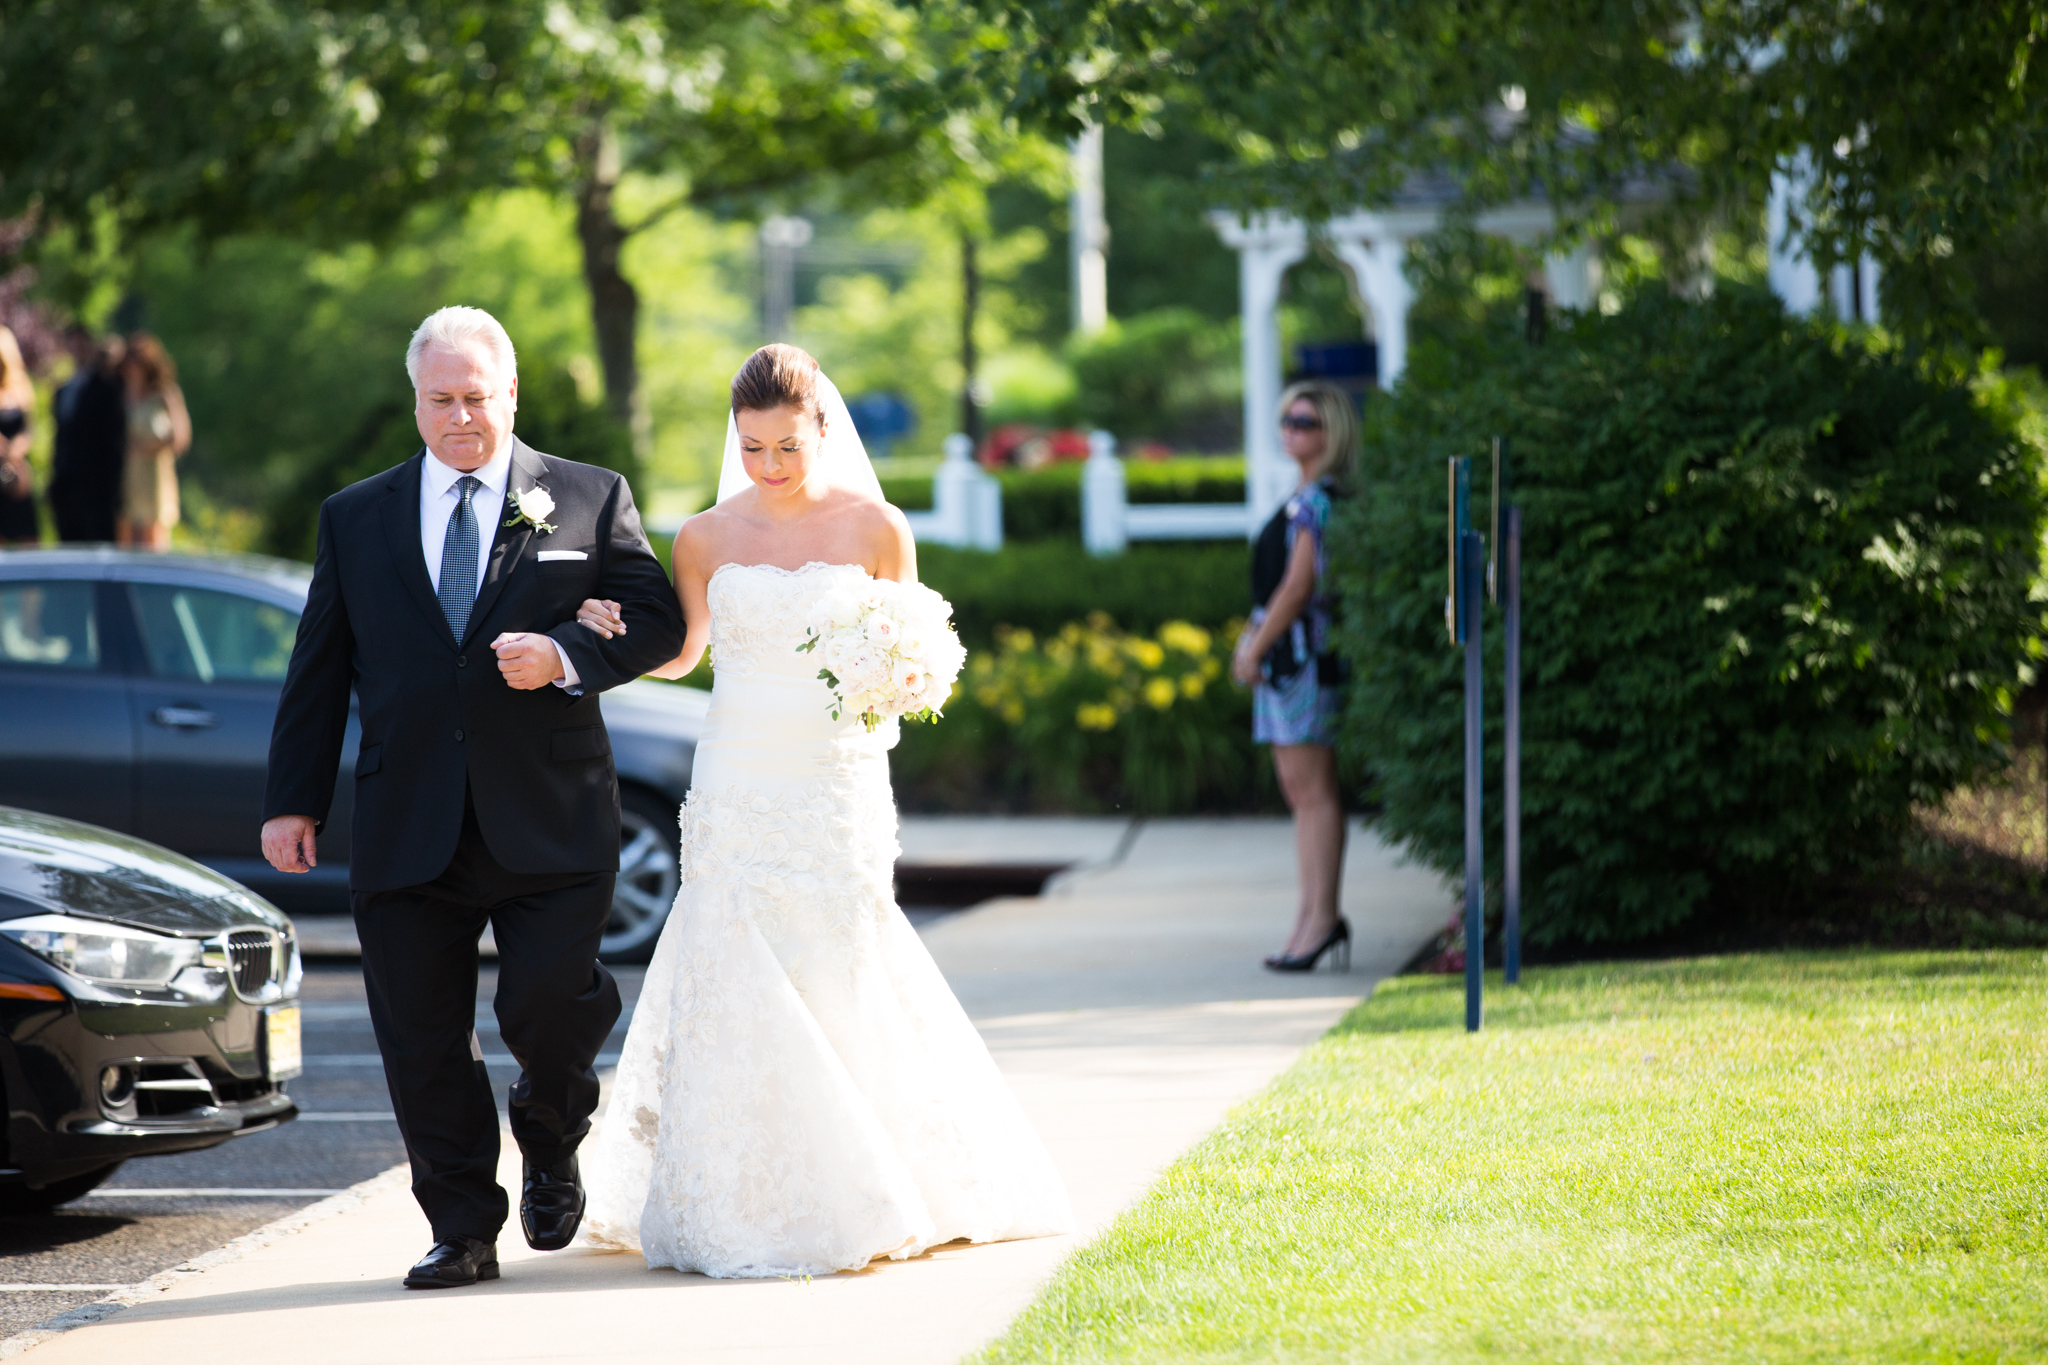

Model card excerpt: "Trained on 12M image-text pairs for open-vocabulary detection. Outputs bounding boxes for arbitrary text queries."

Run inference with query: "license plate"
[266,1005,303,1080]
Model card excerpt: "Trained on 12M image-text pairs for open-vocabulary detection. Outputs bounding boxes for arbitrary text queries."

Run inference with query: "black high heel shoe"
[1264,917,1351,973]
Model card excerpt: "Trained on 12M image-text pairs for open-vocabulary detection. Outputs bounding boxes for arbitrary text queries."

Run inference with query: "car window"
[129,584,299,684]
[0,581,100,670]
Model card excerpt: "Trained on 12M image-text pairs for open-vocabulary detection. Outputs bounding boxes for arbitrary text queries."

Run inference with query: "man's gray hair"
[405,306,518,388]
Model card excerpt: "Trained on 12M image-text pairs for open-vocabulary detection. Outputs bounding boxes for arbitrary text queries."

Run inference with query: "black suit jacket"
[48,369,126,540]
[264,438,685,893]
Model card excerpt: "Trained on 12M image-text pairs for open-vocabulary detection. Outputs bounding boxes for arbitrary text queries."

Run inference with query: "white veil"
[715,371,885,506]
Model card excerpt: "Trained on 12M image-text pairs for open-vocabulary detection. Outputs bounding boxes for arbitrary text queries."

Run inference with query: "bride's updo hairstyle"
[731,343,827,425]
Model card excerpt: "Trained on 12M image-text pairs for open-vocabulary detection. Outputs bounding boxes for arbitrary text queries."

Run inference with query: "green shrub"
[1332,290,2047,945]
[880,457,1249,542]
[996,463,1084,540]
[1069,309,1242,449]
[892,615,1276,813]
[918,541,1248,649]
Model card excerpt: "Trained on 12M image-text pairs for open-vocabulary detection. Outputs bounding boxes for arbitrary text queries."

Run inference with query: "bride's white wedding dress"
[581,561,1074,1277]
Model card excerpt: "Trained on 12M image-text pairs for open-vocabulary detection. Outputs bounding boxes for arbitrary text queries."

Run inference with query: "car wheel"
[602,787,681,964]
[0,1161,124,1216]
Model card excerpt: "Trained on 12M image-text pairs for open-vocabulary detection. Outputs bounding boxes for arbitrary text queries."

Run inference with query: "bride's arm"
[575,517,713,680]
[870,502,918,585]
[644,519,713,679]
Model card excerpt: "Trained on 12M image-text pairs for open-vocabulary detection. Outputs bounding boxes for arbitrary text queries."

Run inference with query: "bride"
[572,344,1073,1277]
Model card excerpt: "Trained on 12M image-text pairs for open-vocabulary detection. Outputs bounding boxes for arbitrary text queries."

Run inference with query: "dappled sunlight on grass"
[978,952,2048,1363]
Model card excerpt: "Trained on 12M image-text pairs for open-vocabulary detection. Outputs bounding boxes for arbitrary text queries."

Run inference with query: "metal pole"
[1503,505,1523,985]
[1462,528,1485,1032]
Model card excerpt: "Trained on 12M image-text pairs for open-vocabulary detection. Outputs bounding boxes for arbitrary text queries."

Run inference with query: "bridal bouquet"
[798,580,969,732]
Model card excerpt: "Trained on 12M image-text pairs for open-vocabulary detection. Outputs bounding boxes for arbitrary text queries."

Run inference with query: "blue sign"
[845,392,917,457]
[1295,341,1378,382]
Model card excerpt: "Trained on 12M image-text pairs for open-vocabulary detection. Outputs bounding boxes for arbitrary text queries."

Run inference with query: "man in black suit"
[261,306,684,1289]
[47,327,125,543]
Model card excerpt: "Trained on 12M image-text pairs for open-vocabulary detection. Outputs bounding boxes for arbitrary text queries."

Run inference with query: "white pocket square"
[537,550,589,562]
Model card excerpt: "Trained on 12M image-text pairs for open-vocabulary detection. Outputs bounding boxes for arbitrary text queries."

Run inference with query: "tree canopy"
[948,0,2048,335]
[0,0,1036,434]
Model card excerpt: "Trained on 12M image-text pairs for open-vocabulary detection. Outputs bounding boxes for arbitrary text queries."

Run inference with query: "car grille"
[136,1060,216,1118]
[226,929,281,1001]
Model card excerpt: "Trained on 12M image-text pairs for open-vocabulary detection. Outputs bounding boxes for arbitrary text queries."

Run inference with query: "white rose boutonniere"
[505,484,558,534]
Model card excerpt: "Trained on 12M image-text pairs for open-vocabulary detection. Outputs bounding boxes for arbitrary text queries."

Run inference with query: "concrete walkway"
[11,819,1451,1364]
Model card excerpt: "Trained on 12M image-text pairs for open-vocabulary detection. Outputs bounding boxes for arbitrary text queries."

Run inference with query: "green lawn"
[978,953,2048,1363]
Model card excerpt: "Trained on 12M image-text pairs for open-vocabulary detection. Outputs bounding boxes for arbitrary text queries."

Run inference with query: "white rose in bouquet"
[796,577,969,731]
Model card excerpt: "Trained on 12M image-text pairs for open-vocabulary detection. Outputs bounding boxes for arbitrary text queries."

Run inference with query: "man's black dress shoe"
[404,1235,499,1289]
[521,1153,585,1251]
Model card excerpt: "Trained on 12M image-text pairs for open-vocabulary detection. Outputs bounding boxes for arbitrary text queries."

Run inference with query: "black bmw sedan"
[0,804,301,1212]
[0,548,704,959]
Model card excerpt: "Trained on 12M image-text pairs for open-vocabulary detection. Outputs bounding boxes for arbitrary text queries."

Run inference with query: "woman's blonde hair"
[1277,379,1359,489]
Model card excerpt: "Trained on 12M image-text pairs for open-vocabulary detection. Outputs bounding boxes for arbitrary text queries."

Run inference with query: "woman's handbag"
[1251,505,1310,683]
[1250,487,1348,687]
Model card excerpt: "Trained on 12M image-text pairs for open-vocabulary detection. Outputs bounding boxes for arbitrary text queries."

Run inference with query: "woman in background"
[118,332,191,549]
[0,328,39,547]
[1232,380,1358,972]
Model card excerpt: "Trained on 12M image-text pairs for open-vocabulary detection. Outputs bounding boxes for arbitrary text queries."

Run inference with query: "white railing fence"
[900,429,1254,555]
[902,433,1003,551]
[1080,430,1251,556]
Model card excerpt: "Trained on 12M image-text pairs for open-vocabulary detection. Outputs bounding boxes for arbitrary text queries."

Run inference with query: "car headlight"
[1,914,206,987]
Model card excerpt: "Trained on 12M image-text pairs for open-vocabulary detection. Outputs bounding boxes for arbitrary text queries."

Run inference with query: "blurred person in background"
[117,332,191,549]
[48,325,126,543]
[0,327,37,546]
[1232,380,1357,973]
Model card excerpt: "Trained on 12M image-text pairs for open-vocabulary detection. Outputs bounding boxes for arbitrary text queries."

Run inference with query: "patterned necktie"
[437,474,482,640]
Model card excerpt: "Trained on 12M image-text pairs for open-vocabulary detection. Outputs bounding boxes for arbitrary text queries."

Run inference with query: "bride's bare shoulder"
[831,493,914,579]
[674,501,745,577]
[832,492,910,543]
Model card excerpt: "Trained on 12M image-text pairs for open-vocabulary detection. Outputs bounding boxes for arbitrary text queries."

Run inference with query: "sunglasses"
[1280,415,1324,432]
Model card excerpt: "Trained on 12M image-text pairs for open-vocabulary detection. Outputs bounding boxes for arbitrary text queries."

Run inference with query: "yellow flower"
[1179,673,1205,699]
[1128,640,1167,670]
[1143,676,1177,709]
[1159,621,1212,656]
[1075,701,1118,731]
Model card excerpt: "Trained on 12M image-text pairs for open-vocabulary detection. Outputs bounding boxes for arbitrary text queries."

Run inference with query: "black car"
[0,804,302,1212]
[0,548,704,959]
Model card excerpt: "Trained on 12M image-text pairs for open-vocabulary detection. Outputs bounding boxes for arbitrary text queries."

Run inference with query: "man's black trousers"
[50,490,116,544]
[353,797,621,1242]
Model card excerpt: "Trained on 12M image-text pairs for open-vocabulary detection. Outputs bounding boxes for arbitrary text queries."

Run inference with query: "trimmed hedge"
[1332,291,2047,946]
[880,457,1248,542]
[917,540,1248,649]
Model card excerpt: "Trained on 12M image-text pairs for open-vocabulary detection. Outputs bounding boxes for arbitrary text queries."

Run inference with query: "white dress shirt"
[420,444,579,689]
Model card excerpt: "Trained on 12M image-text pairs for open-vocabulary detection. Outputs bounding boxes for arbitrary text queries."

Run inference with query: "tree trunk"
[960,231,982,446]
[575,120,648,457]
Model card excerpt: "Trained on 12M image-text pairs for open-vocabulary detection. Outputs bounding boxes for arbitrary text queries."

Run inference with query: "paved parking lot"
[0,954,650,1340]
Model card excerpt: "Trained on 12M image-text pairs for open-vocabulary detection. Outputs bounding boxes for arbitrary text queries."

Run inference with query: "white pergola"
[1209,202,1598,526]
[1207,166,1871,531]
[1045,159,1882,556]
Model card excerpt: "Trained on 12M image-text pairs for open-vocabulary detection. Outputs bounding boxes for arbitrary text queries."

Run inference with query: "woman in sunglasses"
[1232,380,1357,972]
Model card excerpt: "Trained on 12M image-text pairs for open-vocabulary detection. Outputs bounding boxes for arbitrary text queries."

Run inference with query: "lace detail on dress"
[580,562,1073,1278]
[706,561,868,675]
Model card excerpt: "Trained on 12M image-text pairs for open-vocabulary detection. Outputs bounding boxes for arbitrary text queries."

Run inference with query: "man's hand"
[262,815,319,874]
[492,632,567,690]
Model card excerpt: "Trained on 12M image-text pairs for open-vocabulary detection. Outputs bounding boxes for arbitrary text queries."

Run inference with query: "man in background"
[48,326,125,543]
